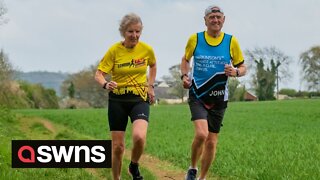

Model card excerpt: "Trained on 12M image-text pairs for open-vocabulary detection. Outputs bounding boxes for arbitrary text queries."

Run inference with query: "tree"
[255,59,269,100]
[0,0,8,25]
[228,78,240,101]
[228,78,246,102]
[0,50,58,109]
[253,59,278,100]
[245,47,291,100]
[19,81,59,109]
[61,64,109,108]
[0,49,13,83]
[162,64,188,102]
[0,50,15,107]
[68,82,75,98]
[299,46,320,92]
[279,88,297,97]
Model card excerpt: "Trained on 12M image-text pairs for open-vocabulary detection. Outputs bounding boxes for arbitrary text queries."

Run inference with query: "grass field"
[1,99,320,179]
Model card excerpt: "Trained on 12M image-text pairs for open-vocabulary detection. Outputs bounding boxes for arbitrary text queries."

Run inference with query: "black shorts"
[108,99,150,131]
[188,95,226,133]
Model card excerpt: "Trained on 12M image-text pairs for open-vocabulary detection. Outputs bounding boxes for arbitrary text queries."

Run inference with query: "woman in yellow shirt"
[95,13,156,180]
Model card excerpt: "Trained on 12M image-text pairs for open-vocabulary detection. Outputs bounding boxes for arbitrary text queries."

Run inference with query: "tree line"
[0,50,59,108]
[1,45,319,109]
[1,2,319,108]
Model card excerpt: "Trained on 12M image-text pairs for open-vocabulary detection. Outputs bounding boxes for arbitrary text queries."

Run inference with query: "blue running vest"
[190,31,232,104]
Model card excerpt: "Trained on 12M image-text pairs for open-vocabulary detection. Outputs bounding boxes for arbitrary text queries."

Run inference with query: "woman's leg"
[111,131,125,180]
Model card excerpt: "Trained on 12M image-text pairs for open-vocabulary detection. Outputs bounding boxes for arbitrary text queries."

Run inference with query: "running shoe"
[185,168,197,180]
[128,162,143,180]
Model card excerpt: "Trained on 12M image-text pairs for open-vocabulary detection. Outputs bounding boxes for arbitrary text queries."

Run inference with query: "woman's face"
[123,22,142,48]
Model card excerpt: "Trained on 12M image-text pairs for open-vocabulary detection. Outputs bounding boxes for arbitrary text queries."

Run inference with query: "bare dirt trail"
[125,150,186,180]
[17,117,187,180]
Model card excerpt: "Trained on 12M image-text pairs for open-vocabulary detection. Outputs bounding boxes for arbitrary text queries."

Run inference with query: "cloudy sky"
[1,0,319,90]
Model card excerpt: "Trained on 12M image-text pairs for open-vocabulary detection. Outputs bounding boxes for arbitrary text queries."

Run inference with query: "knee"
[112,142,125,155]
[195,131,208,143]
[205,139,217,149]
[133,133,146,146]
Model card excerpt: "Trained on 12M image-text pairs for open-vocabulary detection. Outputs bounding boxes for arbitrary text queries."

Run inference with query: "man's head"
[205,5,224,16]
[204,5,225,34]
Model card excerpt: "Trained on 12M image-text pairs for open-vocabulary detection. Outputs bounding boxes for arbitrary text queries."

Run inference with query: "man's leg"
[191,119,208,168]
[187,95,209,180]
[186,119,208,180]
[111,131,125,180]
[199,132,219,179]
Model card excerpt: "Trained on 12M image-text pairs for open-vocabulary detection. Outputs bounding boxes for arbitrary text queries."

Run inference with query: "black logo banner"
[12,140,111,168]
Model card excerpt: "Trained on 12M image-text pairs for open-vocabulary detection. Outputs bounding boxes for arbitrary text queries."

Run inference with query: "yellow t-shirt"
[98,41,156,100]
[185,31,244,67]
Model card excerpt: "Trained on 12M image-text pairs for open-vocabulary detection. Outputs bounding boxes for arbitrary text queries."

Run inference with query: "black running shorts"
[108,100,150,131]
[188,94,226,133]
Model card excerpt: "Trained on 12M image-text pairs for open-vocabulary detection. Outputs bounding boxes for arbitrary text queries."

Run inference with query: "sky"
[1,0,320,91]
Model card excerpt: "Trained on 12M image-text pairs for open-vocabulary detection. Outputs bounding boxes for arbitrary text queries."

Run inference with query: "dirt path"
[17,117,186,180]
[125,150,185,180]
[40,119,56,134]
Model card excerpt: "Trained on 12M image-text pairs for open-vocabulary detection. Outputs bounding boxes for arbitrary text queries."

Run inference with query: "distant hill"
[15,71,69,96]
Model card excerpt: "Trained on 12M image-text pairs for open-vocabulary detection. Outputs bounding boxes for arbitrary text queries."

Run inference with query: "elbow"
[95,70,102,82]
[181,56,189,66]
[150,63,157,72]
[241,64,247,76]
[181,56,186,64]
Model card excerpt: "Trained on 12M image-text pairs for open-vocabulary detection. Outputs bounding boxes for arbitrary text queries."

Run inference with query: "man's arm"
[181,55,189,76]
[236,63,246,77]
[180,55,191,89]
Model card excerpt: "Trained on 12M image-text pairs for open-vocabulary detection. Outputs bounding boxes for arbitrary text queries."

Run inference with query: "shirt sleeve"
[97,48,114,74]
[148,47,156,66]
[185,33,197,61]
[230,36,244,67]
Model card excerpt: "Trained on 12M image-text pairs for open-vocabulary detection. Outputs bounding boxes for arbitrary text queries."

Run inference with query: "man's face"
[204,10,225,33]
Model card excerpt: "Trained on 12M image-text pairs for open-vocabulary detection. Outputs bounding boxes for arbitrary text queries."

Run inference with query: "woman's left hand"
[148,86,155,105]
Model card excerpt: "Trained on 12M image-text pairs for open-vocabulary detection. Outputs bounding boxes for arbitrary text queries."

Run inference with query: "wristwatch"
[180,74,188,80]
[102,82,108,89]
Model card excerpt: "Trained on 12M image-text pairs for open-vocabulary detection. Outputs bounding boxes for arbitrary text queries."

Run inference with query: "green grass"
[215,99,320,179]
[148,100,320,179]
[8,108,156,180]
[9,99,320,179]
[15,108,110,139]
[0,107,97,180]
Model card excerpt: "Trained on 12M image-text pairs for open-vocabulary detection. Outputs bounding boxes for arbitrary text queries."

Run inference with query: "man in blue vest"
[181,5,247,180]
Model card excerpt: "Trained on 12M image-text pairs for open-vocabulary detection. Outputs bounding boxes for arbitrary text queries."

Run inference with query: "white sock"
[188,166,198,171]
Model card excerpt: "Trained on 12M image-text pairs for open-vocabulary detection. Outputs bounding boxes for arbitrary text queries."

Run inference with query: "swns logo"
[12,140,111,168]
